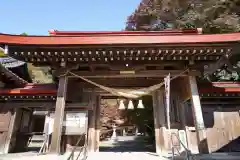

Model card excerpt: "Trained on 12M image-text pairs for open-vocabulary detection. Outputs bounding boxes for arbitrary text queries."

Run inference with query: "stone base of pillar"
[158,127,170,155]
[87,128,96,153]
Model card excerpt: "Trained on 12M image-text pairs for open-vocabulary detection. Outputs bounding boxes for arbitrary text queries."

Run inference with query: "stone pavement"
[0,152,167,160]
[0,153,60,160]
[1,135,240,160]
[87,136,165,160]
[1,151,240,160]
[2,152,240,160]
[99,135,155,152]
[87,152,168,160]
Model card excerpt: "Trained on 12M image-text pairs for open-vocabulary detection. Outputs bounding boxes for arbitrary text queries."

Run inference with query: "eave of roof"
[199,87,240,93]
[1,32,240,45]
[212,82,240,88]
[0,82,239,95]
[48,28,200,36]
[0,83,56,94]
[0,56,25,68]
[0,63,28,87]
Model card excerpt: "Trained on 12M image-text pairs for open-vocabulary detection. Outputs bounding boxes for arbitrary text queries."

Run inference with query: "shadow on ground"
[99,136,155,152]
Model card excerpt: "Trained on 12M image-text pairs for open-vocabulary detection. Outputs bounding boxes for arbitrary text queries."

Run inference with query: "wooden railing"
[67,134,87,160]
[171,132,196,160]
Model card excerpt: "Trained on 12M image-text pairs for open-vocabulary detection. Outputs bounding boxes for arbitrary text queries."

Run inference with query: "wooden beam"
[158,90,168,154]
[4,108,18,153]
[87,92,97,153]
[80,63,187,71]
[94,96,101,152]
[49,76,68,153]
[172,77,191,103]
[73,78,164,88]
[189,76,209,153]
[61,70,200,78]
[152,90,166,155]
[152,91,161,155]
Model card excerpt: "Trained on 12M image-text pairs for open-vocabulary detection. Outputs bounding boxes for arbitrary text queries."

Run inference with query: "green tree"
[19,32,53,83]
[27,63,53,83]
[0,47,6,57]
[126,0,240,32]
[126,0,240,81]
[20,32,28,36]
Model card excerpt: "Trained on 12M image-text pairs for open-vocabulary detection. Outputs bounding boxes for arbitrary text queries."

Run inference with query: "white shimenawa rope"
[60,69,189,99]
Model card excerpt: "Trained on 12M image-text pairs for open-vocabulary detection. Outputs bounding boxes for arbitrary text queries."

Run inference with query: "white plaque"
[63,111,88,135]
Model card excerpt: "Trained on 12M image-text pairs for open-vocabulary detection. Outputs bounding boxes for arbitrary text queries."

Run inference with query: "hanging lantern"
[127,100,134,110]
[137,99,144,109]
[118,100,126,110]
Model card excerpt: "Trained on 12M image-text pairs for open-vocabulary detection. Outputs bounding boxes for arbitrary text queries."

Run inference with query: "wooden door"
[19,109,31,133]
[0,104,14,153]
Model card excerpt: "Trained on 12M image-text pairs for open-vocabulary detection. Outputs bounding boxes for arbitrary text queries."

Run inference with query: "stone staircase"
[26,134,45,152]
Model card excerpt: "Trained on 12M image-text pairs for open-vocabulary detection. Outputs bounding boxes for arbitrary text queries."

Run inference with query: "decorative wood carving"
[203,48,240,77]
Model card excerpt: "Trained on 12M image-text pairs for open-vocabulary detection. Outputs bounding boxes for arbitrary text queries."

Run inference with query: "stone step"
[29,135,45,141]
[27,135,45,148]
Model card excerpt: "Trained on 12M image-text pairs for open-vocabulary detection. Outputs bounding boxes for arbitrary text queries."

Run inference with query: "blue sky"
[1,0,140,35]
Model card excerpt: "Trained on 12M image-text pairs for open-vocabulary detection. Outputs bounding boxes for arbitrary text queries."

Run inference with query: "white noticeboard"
[63,111,88,135]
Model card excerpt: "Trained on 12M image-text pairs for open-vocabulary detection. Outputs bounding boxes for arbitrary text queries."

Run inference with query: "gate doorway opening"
[22,113,46,152]
[31,115,45,133]
[99,96,155,152]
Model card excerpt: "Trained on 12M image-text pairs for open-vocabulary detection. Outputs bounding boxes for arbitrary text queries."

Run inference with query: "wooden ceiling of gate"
[0,31,239,66]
